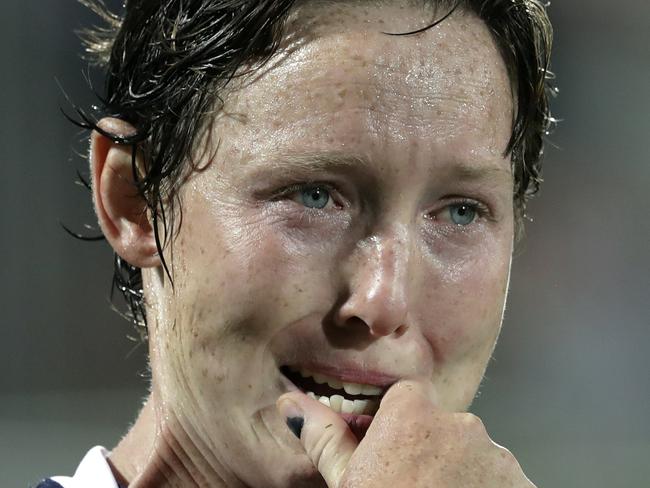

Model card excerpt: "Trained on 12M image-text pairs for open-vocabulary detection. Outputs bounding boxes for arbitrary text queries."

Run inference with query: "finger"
[277,391,359,488]
[378,376,438,410]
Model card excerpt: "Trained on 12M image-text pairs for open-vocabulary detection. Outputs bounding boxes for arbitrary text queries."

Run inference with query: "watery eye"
[448,203,477,226]
[300,185,331,209]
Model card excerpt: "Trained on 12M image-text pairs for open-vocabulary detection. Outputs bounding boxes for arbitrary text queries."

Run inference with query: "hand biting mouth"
[280,365,391,416]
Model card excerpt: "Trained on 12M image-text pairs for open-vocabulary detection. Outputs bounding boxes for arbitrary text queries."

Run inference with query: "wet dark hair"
[73,0,556,335]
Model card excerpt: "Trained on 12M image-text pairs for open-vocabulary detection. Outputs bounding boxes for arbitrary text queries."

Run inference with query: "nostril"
[393,324,409,337]
[368,321,409,338]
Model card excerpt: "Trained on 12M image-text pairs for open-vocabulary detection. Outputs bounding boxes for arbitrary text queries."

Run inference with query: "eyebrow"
[258,150,375,179]
[244,149,511,184]
[445,163,513,184]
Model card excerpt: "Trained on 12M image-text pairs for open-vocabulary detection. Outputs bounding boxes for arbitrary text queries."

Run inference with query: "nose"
[335,232,411,337]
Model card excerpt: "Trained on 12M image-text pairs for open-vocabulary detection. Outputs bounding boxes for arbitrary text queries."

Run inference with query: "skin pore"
[98,2,517,487]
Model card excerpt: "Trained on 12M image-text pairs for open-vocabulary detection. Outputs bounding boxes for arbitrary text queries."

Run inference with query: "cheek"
[417,239,512,366]
[412,243,511,410]
[152,196,340,418]
[166,193,340,355]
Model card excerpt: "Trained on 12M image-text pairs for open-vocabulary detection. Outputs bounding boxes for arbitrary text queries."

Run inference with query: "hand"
[277,378,536,488]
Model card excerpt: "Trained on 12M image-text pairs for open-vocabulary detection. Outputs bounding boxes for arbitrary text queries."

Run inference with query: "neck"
[109,393,245,488]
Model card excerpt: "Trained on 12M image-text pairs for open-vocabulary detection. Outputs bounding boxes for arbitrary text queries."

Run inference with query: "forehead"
[215,2,513,172]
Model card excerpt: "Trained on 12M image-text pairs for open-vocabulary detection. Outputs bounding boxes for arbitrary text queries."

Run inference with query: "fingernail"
[286,416,304,439]
[278,398,304,438]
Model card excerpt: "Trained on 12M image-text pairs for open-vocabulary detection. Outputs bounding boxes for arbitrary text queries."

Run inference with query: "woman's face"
[143,3,515,487]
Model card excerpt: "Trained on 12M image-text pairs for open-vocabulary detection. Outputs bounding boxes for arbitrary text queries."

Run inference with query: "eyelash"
[429,198,491,222]
[269,183,492,224]
[271,182,343,208]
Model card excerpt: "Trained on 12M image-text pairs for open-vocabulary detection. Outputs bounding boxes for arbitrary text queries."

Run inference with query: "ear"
[91,118,161,268]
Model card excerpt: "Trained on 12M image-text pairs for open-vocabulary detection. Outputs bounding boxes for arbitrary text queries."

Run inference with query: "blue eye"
[449,203,477,226]
[300,185,330,209]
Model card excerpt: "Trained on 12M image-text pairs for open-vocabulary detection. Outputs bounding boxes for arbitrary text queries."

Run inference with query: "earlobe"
[91,118,161,269]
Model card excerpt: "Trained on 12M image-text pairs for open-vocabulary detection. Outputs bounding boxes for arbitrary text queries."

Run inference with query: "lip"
[278,363,394,440]
[283,361,400,388]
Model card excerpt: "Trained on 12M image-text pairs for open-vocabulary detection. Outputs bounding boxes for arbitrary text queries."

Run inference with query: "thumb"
[277,391,359,488]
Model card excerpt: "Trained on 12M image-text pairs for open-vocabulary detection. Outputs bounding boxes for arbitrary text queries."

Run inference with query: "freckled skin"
[128,3,514,487]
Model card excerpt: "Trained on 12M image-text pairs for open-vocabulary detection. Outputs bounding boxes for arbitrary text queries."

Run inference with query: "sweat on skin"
[91,2,535,487]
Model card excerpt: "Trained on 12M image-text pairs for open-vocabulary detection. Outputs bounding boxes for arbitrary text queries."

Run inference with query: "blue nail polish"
[286,416,304,438]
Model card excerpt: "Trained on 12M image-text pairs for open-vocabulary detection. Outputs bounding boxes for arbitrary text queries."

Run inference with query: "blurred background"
[1,1,648,486]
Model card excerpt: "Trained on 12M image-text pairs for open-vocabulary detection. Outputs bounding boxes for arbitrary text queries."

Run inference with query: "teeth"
[329,394,344,412]
[289,366,385,417]
[341,398,355,414]
[362,385,383,395]
[354,399,370,414]
[342,382,362,395]
[329,379,343,389]
[306,392,379,416]
[313,373,327,384]
[303,368,313,377]
[294,367,384,397]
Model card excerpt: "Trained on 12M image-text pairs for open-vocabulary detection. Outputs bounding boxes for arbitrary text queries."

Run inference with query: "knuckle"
[493,445,535,486]
[461,413,487,434]
[306,426,339,468]
[496,446,518,466]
